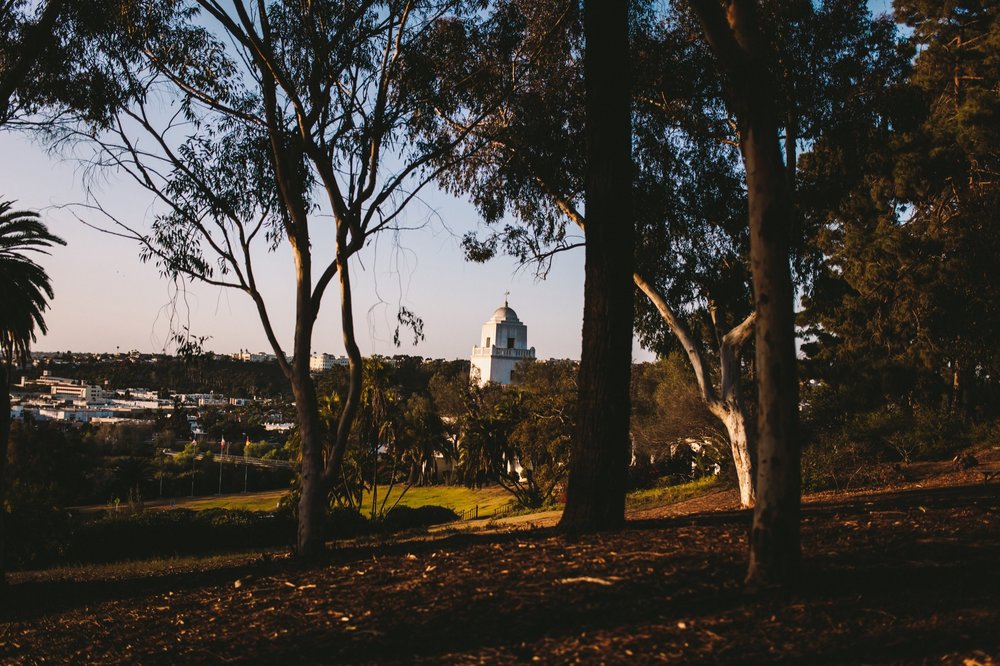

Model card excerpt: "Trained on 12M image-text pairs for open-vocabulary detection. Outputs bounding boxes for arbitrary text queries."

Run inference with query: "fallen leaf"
[556,576,615,586]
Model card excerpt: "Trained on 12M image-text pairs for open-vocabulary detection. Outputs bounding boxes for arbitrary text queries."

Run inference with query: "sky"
[2,0,897,364]
[1,131,652,363]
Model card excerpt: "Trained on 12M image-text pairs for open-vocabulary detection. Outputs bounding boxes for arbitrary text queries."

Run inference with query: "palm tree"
[0,199,64,581]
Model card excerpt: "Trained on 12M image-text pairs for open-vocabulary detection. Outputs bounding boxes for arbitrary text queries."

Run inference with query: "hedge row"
[7,503,460,569]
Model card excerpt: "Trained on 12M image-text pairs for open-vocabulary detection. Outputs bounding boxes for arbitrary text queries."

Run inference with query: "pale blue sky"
[1,130,652,362]
[3,0,896,363]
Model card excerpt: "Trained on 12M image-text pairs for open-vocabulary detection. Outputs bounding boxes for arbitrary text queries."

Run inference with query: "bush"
[627,454,658,490]
[325,505,371,539]
[890,409,968,462]
[801,403,975,492]
[380,505,459,532]
[3,499,74,569]
[802,439,896,492]
[63,509,295,564]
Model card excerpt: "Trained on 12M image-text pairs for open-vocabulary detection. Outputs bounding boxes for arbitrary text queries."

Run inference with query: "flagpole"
[243,434,249,493]
[218,436,225,495]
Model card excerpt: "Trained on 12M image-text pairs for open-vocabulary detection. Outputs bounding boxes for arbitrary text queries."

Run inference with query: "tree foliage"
[71,0,498,557]
[801,0,1000,422]
[0,0,144,127]
[0,201,63,582]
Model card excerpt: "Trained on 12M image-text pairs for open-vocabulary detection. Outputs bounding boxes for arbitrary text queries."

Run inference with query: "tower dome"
[470,297,536,385]
[490,305,520,322]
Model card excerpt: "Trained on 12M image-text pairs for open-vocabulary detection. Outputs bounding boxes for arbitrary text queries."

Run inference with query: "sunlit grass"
[360,484,513,517]
[11,549,286,584]
[626,475,720,508]
[172,491,288,512]
[132,477,719,519]
[149,485,514,517]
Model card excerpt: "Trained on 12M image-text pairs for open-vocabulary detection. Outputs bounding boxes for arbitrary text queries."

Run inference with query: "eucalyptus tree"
[418,0,754,508]
[0,201,64,581]
[0,0,142,128]
[421,0,762,506]
[0,0,63,121]
[81,0,488,557]
[420,0,903,522]
[687,0,803,588]
[555,0,634,531]
[632,10,758,506]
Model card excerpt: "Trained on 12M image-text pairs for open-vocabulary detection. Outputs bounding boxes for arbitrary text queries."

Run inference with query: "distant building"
[22,372,110,405]
[234,350,277,363]
[470,298,536,386]
[175,392,227,407]
[309,353,350,373]
[37,407,115,422]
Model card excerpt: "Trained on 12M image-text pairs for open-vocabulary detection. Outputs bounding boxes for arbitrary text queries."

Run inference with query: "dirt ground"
[2,456,998,664]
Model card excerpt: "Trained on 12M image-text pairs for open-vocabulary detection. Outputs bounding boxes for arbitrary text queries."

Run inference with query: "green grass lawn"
[626,475,720,508]
[137,490,288,512]
[153,485,514,517]
[360,484,513,517]
[142,477,719,519]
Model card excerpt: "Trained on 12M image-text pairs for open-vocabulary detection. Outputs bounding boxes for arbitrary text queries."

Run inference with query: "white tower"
[470,296,536,386]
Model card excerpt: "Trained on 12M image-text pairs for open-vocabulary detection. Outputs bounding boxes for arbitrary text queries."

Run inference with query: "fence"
[455,500,519,521]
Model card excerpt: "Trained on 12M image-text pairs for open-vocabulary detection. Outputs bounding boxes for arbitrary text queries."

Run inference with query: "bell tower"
[470,296,536,385]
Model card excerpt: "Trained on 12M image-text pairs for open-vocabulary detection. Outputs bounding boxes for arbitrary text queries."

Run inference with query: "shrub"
[63,509,295,564]
[380,505,459,532]
[802,439,895,492]
[3,499,73,569]
[893,409,968,461]
[326,505,370,539]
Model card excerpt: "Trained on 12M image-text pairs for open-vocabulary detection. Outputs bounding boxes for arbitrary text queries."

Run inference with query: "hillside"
[2,453,998,664]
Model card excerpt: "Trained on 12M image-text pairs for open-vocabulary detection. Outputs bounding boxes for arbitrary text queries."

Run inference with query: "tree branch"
[633,271,722,411]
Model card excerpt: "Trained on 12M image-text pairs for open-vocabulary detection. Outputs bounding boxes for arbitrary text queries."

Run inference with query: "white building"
[176,392,228,407]
[309,353,350,373]
[37,407,116,422]
[52,382,109,405]
[234,350,277,363]
[470,299,536,386]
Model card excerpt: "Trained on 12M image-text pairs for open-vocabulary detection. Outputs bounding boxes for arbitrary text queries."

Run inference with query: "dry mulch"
[2,478,998,664]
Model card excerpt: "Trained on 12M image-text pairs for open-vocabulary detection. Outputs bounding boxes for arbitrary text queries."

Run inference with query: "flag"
[221,435,226,454]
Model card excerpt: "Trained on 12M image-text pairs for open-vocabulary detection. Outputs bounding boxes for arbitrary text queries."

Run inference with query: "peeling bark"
[634,272,757,507]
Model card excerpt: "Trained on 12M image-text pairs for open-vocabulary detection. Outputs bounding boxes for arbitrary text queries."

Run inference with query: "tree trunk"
[634,273,757,507]
[950,359,974,416]
[292,357,327,559]
[690,0,800,588]
[739,51,800,591]
[324,251,364,488]
[718,311,757,508]
[717,404,755,507]
[559,0,634,533]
